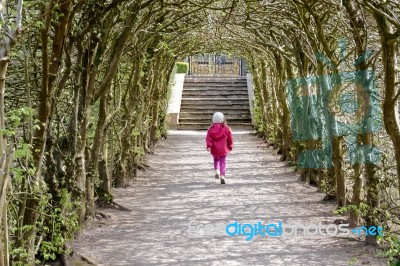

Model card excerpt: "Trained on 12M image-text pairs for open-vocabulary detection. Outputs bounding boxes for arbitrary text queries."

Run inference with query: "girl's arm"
[206,129,213,148]
[227,129,233,151]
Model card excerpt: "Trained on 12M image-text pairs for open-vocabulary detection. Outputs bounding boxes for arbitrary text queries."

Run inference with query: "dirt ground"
[71,130,387,266]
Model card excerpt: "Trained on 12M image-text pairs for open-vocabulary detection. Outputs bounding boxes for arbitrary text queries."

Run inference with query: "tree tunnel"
[0,0,399,264]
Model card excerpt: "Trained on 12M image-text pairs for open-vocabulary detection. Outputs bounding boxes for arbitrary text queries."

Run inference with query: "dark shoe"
[220,178,225,184]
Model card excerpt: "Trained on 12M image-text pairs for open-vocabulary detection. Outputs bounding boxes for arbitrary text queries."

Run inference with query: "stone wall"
[167,73,185,126]
[246,73,256,126]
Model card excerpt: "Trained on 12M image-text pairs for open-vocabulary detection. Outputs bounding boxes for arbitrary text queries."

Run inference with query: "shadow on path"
[72,130,385,266]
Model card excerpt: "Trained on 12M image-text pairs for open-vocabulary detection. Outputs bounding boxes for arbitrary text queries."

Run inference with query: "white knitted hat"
[212,112,224,123]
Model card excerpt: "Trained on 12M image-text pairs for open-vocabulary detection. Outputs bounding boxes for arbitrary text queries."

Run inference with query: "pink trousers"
[213,156,226,176]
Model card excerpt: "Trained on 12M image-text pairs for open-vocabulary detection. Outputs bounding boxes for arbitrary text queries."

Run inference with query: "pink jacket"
[206,123,233,157]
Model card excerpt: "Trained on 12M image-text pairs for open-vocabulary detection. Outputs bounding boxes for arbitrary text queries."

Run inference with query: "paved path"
[72,130,385,266]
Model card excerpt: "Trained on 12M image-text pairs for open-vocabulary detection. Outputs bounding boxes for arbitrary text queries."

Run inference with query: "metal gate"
[187,53,245,76]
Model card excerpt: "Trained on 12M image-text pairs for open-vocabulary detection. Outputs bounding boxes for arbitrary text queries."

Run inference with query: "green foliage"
[377,234,400,265]
[1,107,35,137]
[333,203,369,217]
[348,257,358,265]
[7,108,36,184]
[176,62,188,74]
[158,74,172,140]
[9,189,79,264]
[133,147,145,157]
[335,204,400,264]
[37,189,80,261]
[96,187,114,205]
[131,128,141,137]
[319,173,335,195]
[252,98,264,134]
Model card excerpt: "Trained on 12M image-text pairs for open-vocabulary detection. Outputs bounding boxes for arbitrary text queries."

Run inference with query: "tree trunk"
[280,59,293,162]
[365,10,400,244]
[23,2,73,260]
[32,0,73,180]
[90,92,112,204]
[374,14,400,195]
[343,0,371,226]
[0,58,14,266]
[116,55,142,187]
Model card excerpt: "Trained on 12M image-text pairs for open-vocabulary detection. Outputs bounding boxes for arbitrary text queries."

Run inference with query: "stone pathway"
[72,130,386,266]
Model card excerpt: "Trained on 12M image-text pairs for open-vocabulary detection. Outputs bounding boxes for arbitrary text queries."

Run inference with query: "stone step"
[183,85,247,89]
[181,98,249,103]
[185,77,247,83]
[179,112,250,119]
[184,78,247,83]
[180,103,249,109]
[183,89,248,94]
[185,75,246,78]
[182,90,249,97]
[181,98,249,104]
[180,106,250,112]
[184,83,247,88]
[183,89,248,95]
[179,118,252,124]
[178,76,251,130]
[185,80,246,84]
[181,94,249,99]
[177,122,252,130]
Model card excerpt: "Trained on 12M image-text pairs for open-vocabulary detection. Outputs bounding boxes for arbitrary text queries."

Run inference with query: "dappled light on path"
[73,131,385,266]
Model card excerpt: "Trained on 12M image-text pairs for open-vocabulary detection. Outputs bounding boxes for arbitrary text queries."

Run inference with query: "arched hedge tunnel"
[0,0,399,264]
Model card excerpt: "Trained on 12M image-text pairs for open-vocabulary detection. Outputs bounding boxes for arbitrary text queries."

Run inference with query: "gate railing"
[186,54,247,76]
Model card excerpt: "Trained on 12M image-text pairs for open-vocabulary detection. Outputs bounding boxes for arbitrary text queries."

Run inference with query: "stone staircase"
[178,76,252,130]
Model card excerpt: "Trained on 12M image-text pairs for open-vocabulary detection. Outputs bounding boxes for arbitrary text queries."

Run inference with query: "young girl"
[206,112,233,184]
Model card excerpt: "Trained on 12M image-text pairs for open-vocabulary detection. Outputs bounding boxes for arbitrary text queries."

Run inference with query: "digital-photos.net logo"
[224,221,383,241]
[187,219,384,241]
